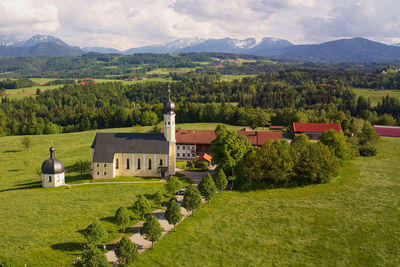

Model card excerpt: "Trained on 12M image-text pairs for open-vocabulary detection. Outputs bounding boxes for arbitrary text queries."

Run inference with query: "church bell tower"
[164,89,176,175]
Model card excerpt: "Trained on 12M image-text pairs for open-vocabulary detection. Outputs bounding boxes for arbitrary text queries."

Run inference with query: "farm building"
[373,125,400,137]
[175,128,283,160]
[90,97,176,179]
[293,122,342,139]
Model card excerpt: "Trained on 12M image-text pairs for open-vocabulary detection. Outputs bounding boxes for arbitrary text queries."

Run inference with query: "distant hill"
[271,38,400,62]
[123,38,205,54]
[13,35,69,47]
[0,42,83,57]
[0,33,400,62]
[82,47,121,54]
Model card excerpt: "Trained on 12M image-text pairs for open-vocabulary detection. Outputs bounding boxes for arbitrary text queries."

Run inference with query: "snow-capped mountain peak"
[0,34,19,46]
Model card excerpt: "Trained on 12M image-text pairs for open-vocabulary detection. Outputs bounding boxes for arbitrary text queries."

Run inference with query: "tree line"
[0,72,399,136]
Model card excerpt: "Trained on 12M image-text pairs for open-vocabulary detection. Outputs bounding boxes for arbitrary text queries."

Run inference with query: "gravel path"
[105,195,192,265]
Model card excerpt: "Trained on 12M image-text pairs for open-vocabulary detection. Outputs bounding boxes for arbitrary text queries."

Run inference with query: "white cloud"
[0,0,60,37]
[0,0,398,50]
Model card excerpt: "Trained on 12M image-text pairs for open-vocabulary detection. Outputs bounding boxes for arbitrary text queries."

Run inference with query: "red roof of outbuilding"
[196,153,213,163]
[175,128,282,146]
[373,125,400,137]
[293,122,342,133]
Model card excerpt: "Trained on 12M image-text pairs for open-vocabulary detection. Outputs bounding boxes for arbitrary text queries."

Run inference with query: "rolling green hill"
[0,127,399,266]
[136,137,400,266]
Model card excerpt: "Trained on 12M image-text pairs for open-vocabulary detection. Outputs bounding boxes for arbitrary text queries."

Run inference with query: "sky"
[0,0,399,50]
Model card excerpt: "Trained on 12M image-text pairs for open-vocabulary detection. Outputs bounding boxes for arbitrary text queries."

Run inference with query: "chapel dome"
[41,146,65,174]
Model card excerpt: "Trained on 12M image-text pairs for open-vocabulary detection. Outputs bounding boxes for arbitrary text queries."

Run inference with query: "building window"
[177,146,180,149]
[97,171,99,175]
[48,176,52,182]
[116,158,119,169]
[177,153,180,157]
[96,163,99,167]
[148,158,152,170]
[183,153,185,157]
[168,121,170,125]
[137,158,141,169]
[104,163,106,167]
[104,172,107,175]
[126,158,130,170]
[159,159,163,166]
[183,146,185,150]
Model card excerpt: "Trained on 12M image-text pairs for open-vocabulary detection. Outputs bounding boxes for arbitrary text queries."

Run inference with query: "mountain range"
[1,34,400,62]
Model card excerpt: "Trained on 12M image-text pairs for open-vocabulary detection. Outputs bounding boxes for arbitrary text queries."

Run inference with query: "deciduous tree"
[214,169,228,193]
[132,195,151,219]
[165,199,182,230]
[115,236,138,266]
[140,215,162,249]
[198,174,217,202]
[182,185,202,214]
[164,176,182,195]
[114,207,130,232]
[81,244,109,267]
[83,222,108,245]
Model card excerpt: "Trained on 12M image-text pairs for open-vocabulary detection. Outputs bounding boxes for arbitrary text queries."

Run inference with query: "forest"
[0,69,400,136]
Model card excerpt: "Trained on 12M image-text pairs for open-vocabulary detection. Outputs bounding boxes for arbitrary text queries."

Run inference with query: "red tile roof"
[293,122,342,133]
[373,125,400,137]
[196,153,212,163]
[175,129,216,144]
[175,129,282,146]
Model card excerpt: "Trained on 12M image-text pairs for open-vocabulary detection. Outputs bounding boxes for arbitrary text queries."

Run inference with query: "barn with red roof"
[293,122,342,139]
[175,128,283,159]
[373,125,400,137]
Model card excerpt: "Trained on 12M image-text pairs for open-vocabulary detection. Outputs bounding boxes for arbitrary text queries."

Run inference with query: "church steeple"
[163,87,175,142]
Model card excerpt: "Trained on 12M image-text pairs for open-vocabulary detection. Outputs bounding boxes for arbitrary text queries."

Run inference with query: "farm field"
[137,137,400,266]
[352,88,400,106]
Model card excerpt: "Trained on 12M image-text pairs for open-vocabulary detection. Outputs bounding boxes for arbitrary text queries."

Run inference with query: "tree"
[81,244,109,267]
[165,199,182,230]
[198,174,217,202]
[164,175,182,195]
[140,215,162,249]
[210,124,252,176]
[320,130,352,161]
[21,136,32,151]
[132,195,151,219]
[114,207,130,232]
[153,191,163,206]
[141,110,159,126]
[115,236,138,266]
[182,185,202,214]
[83,222,108,245]
[74,160,91,176]
[214,169,228,193]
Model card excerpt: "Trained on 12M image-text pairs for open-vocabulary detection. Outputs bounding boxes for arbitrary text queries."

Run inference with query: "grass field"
[0,127,180,266]
[1,125,399,266]
[136,137,400,266]
[352,88,400,106]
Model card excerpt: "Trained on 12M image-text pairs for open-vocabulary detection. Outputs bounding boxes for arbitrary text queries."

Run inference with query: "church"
[90,97,176,179]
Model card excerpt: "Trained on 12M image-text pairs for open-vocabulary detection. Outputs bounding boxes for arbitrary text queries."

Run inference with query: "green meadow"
[352,88,400,106]
[137,137,400,266]
[0,125,399,266]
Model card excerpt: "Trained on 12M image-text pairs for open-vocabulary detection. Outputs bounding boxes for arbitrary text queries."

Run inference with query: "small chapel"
[90,96,176,179]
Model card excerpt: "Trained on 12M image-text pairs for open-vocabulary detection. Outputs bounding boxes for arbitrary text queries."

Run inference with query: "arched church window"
[137,158,141,169]
[159,159,163,166]
[148,158,152,170]
[126,158,130,170]
[116,158,119,169]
